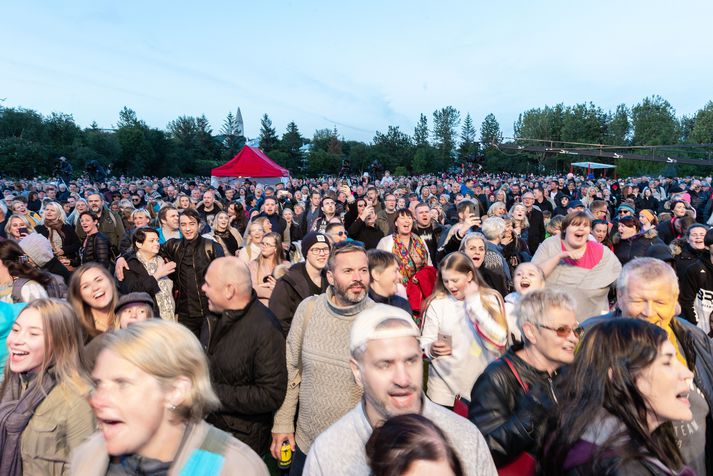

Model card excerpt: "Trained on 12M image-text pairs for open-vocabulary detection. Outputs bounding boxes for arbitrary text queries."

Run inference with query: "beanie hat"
[19,233,54,267]
[639,209,655,224]
[616,203,635,215]
[301,232,331,257]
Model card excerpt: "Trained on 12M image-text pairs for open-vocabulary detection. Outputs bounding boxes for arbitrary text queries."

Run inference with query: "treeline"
[1,96,712,179]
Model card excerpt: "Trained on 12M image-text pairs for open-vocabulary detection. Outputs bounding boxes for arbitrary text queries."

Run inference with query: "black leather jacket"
[162,236,224,317]
[468,344,561,467]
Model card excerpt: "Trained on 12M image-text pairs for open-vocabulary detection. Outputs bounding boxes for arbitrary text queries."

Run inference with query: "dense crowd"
[1,169,713,475]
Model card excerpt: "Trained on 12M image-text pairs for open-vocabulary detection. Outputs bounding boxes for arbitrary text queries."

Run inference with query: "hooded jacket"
[612,228,664,266]
[268,262,328,337]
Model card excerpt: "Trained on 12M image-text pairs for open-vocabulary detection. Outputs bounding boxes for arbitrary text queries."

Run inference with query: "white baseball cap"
[350,304,419,352]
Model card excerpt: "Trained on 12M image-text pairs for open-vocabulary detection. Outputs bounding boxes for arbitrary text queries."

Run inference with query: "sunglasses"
[535,322,584,338]
[618,210,632,215]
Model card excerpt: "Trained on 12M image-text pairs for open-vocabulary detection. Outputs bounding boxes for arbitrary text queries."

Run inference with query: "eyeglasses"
[310,247,330,255]
[534,322,584,338]
[332,231,346,236]
[618,211,632,215]
[260,242,276,248]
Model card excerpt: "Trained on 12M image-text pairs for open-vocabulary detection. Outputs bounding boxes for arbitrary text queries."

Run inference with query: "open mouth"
[10,350,29,361]
[520,281,531,289]
[389,391,415,408]
[93,291,106,300]
[675,391,690,406]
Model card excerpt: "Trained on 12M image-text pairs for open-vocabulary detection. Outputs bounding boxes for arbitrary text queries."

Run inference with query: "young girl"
[68,263,119,341]
[420,252,508,408]
[504,262,545,343]
[248,232,289,306]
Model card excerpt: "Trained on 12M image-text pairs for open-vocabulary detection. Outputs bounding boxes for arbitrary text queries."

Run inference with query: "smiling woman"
[0,299,94,475]
[68,263,119,341]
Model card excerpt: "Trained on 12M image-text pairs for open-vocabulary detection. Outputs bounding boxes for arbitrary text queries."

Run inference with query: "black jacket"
[612,229,664,266]
[268,262,328,337]
[368,289,412,316]
[36,223,82,263]
[120,255,162,311]
[526,207,546,254]
[81,232,112,270]
[468,345,560,467]
[347,217,384,250]
[162,236,224,317]
[202,293,287,455]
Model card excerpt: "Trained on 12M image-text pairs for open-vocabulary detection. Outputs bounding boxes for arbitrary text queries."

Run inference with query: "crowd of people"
[0,169,712,475]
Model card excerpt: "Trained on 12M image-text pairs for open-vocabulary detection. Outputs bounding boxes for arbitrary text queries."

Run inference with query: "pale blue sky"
[2,1,711,142]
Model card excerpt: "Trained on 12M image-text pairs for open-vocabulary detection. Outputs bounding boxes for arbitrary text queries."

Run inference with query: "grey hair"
[481,217,506,241]
[616,257,679,297]
[515,288,577,344]
[459,232,487,251]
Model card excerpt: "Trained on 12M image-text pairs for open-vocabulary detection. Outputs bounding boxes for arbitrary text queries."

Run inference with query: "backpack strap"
[10,278,29,304]
[178,426,230,476]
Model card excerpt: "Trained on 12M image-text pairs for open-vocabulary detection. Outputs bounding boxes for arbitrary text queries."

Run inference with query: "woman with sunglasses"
[468,288,581,472]
[248,232,289,306]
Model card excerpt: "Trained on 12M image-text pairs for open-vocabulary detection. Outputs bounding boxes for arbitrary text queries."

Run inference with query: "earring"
[168,404,177,412]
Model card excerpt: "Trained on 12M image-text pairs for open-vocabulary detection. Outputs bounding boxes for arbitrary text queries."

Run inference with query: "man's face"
[618,277,677,326]
[202,263,228,313]
[311,193,321,207]
[591,207,608,220]
[179,216,199,240]
[352,335,422,425]
[203,192,214,207]
[415,205,430,227]
[384,195,397,212]
[87,194,103,213]
[163,209,179,230]
[327,251,369,304]
[321,199,336,216]
[327,225,347,243]
[263,198,276,215]
[12,201,26,214]
[46,188,57,199]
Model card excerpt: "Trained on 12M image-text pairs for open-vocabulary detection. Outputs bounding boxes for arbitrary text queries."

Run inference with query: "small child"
[504,262,545,343]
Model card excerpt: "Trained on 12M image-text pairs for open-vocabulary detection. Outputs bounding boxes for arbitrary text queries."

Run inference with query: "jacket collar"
[221,291,258,322]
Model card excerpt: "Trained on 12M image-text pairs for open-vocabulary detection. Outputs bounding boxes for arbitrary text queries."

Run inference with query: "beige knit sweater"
[272,288,374,452]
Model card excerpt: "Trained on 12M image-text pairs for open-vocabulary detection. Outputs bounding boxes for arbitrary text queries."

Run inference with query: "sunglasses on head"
[534,322,584,338]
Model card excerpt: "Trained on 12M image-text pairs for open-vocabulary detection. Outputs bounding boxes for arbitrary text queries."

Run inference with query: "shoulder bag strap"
[503,356,529,393]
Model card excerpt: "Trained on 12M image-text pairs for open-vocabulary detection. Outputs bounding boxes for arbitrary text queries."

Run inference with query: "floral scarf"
[136,253,175,321]
[392,233,429,283]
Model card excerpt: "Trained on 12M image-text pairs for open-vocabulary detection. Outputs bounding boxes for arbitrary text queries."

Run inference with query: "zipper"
[547,376,558,404]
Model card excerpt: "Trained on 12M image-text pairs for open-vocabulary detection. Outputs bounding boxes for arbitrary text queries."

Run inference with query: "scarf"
[0,369,58,476]
[392,233,429,283]
[136,253,175,322]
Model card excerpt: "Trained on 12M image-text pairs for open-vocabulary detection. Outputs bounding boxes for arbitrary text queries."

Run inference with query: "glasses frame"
[534,322,584,338]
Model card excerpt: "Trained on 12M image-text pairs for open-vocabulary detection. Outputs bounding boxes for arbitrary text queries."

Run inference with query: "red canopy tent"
[211,146,290,185]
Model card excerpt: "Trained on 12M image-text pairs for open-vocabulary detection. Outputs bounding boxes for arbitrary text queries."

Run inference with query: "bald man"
[201,257,288,456]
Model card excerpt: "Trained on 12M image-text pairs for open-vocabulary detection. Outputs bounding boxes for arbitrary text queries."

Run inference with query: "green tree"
[280,121,304,170]
[457,113,478,164]
[560,103,607,144]
[514,104,564,143]
[258,114,279,153]
[480,113,503,146]
[115,107,156,176]
[414,113,429,147]
[606,104,630,145]
[432,106,460,170]
[220,111,246,160]
[631,96,678,146]
[691,101,713,144]
[371,126,413,172]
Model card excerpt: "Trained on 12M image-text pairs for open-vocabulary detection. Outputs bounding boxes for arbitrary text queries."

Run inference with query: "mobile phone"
[437,332,452,347]
[262,276,271,283]
[19,227,29,235]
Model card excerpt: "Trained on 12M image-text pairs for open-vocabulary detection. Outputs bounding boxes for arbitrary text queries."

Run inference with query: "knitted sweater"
[272,288,374,452]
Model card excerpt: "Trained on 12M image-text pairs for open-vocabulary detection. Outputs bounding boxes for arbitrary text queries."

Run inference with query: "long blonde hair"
[422,252,505,329]
[1,299,88,397]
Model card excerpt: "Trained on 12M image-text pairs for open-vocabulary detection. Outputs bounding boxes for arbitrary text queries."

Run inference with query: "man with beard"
[271,244,374,475]
[76,192,125,252]
[304,304,497,475]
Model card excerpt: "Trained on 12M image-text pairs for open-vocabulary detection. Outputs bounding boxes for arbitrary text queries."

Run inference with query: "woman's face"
[513,264,544,294]
[80,214,98,234]
[395,214,413,235]
[8,217,24,238]
[617,221,637,240]
[283,209,293,223]
[44,205,58,221]
[373,263,401,296]
[529,306,579,367]
[564,221,591,249]
[591,224,609,243]
[178,196,190,209]
[397,197,407,209]
[494,206,507,216]
[260,237,277,258]
[441,269,472,301]
[636,340,694,431]
[511,205,525,221]
[118,304,152,329]
[673,202,687,217]
[462,238,486,268]
[75,201,87,213]
[79,268,115,311]
[262,220,272,233]
[644,189,652,198]
[6,308,45,374]
[136,232,161,257]
[91,350,177,458]
[227,204,237,218]
[249,224,264,243]
[215,213,229,231]
[133,213,150,228]
[638,213,650,226]
[687,227,707,250]
[502,221,513,239]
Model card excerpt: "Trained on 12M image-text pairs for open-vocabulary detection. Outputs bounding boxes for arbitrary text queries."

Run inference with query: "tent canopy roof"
[571,161,616,169]
[211,146,289,178]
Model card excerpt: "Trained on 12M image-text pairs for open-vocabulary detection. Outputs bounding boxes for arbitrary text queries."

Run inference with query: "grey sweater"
[304,397,498,476]
[272,289,374,452]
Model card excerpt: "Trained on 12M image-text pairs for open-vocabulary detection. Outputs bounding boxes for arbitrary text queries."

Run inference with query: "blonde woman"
[487,202,507,218]
[72,320,268,475]
[0,299,94,475]
[248,232,290,306]
[36,201,81,267]
[68,263,119,341]
[420,252,508,408]
[204,211,243,256]
[238,221,265,263]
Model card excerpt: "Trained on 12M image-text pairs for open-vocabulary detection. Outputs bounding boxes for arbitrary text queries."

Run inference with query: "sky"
[2,1,712,143]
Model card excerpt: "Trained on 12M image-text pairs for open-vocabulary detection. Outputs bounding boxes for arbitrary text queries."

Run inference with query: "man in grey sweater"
[271,244,374,474]
[304,304,497,476]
